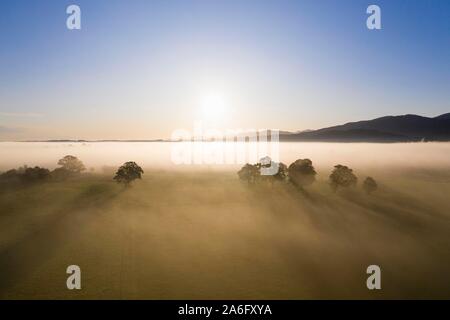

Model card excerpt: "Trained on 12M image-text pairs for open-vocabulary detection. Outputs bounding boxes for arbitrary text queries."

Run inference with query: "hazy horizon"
[1,141,449,172]
[1,111,448,142]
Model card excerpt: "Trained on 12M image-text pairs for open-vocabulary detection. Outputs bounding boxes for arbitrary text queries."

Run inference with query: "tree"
[273,162,288,181]
[257,156,288,183]
[21,166,51,183]
[57,155,86,174]
[0,166,50,184]
[238,157,288,185]
[288,159,317,188]
[114,161,144,186]
[238,163,260,184]
[51,167,72,180]
[0,169,19,181]
[363,176,378,194]
[329,165,358,192]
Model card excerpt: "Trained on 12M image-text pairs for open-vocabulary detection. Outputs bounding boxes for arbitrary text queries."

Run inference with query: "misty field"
[0,142,450,299]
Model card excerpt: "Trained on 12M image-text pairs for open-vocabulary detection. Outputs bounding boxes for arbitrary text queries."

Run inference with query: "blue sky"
[0,0,449,140]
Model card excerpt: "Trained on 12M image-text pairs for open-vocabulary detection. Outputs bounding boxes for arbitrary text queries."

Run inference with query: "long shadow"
[255,181,448,238]
[0,183,124,295]
[341,189,450,234]
[245,181,358,235]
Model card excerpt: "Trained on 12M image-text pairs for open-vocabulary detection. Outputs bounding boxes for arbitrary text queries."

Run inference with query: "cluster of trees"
[0,153,376,193]
[237,157,288,184]
[0,165,51,184]
[329,165,378,194]
[0,155,86,184]
[238,157,378,194]
[0,155,144,186]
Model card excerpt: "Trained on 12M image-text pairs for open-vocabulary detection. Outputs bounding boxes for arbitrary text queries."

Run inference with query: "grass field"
[0,168,449,299]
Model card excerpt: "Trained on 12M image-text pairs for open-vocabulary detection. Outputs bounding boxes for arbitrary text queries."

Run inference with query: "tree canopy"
[238,163,260,184]
[363,176,378,194]
[288,159,317,188]
[57,155,86,174]
[114,161,144,185]
[329,165,358,192]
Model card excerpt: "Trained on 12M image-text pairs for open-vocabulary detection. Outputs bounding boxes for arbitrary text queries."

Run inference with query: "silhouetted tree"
[0,169,21,185]
[257,156,288,182]
[114,161,144,186]
[0,169,19,180]
[363,176,378,194]
[51,167,72,180]
[0,166,50,184]
[288,159,317,188]
[238,157,288,185]
[329,165,358,192]
[21,167,51,183]
[273,162,288,181]
[238,163,260,184]
[57,155,86,174]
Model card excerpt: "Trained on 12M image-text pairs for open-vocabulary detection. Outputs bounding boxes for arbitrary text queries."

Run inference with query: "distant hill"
[22,113,450,143]
[280,113,450,142]
[434,113,450,120]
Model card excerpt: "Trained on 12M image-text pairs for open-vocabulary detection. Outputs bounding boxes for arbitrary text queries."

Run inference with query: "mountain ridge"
[280,113,450,142]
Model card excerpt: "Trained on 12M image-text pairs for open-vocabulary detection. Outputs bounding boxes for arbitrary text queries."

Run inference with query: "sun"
[200,93,227,121]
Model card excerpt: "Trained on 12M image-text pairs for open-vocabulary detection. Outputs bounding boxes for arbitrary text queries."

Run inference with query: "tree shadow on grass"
[243,181,359,235]
[0,182,124,295]
[340,187,450,232]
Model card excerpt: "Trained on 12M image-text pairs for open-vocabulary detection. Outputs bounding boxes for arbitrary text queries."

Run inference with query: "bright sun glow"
[200,94,227,121]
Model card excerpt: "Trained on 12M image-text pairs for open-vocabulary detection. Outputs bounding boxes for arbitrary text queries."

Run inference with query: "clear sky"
[0,0,449,140]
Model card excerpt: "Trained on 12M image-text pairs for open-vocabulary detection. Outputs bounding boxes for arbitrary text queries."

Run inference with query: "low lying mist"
[1,142,449,173]
[0,142,449,299]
